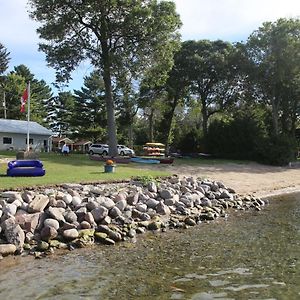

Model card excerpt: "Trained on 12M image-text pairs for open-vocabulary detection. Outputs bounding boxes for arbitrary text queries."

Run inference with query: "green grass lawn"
[0,152,170,190]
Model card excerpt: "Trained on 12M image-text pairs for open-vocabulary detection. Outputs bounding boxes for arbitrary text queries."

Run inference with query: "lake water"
[0,193,299,300]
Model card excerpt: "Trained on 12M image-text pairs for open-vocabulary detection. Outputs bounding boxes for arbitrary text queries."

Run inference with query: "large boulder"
[27,194,49,213]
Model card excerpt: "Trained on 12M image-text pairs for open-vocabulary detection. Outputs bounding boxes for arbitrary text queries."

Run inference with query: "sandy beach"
[135,161,300,198]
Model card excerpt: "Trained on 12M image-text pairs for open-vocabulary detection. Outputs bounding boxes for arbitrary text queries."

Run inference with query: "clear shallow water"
[0,193,299,300]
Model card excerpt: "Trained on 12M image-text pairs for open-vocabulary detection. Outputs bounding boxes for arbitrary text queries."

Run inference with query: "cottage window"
[25,138,34,144]
[3,137,12,144]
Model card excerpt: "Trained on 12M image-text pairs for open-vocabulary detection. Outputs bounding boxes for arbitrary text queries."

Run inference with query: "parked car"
[88,144,109,155]
[117,145,135,156]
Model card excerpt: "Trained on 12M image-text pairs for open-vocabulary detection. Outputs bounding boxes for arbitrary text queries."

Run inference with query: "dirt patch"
[134,161,300,197]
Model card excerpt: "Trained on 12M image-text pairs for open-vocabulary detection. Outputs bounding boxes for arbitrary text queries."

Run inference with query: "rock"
[48,207,66,223]
[40,226,58,241]
[72,196,82,207]
[147,182,157,193]
[127,193,139,205]
[146,198,159,209]
[63,228,79,240]
[103,238,115,245]
[156,202,171,215]
[100,198,115,210]
[109,207,122,219]
[0,244,16,256]
[91,206,108,222]
[80,221,91,229]
[63,194,73,205]
[116,199,127,211]
[159,189,173,199]
[94,232,108,242]
[136,203,147,213]
[37,241,49,251]
[101,216,112,225]
[2,218,25,249]
[1,191,22,203]
[44,218,60,230]
[21,191,35,203]
[28,194,49,213]
[49,240,61,248]
[56,200,67,208]
[184,217,197,226]
[86,200,99,211]
[15,212,41,233]
[64,210,77,223]
[148,221,161,231]
[107,230,122,242]
[3,203,17,216]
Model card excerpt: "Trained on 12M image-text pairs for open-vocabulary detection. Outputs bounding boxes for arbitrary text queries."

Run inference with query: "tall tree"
[12,64,52,124]
[46,91,75,136]
[0,43,10,118]
[72,71,107,142]
[245,18,300,137]
[29,0,181,156]
[0,42,10,75]
[179,40,240,148]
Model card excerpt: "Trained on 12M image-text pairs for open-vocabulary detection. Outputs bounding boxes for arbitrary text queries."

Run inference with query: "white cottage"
[0,119,53,152]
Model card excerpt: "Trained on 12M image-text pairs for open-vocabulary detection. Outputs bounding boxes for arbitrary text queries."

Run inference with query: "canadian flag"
[20,84,29,113]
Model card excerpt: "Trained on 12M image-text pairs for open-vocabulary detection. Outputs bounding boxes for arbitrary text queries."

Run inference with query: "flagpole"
[26,82,31,152]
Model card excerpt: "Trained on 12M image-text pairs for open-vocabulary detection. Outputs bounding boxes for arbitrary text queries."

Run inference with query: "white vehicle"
[88,144,109,155]
[117,145,135,156]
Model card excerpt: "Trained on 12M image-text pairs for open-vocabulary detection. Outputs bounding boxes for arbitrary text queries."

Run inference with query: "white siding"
[0,133,51,152]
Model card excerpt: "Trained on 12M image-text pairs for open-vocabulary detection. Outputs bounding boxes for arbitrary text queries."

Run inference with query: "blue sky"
[1,0,300,93]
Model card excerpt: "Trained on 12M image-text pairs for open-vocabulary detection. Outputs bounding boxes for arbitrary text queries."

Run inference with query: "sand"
[136,161,300,198]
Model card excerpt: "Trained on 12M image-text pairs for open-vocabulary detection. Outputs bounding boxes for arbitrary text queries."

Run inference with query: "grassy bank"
[0,152,169,190]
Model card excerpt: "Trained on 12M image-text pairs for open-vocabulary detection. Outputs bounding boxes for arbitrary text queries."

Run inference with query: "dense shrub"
[206,116,265,160]
[255,134,297,166]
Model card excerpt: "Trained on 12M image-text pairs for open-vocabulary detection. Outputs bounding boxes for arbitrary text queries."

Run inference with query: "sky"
[1,0,300,93]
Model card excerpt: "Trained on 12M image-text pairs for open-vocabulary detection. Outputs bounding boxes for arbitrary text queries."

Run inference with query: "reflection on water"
[0,193,299,300]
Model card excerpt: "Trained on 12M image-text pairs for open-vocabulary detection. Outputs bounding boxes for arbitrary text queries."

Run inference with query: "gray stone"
[159,189,173,199]
[86,200,99,211]
[164,197,176,206]
[116,199,127,211]
[80,221,91,229]
[84,212,95,225]
[107,230,122,242]
[15,212,41,233]
[100,198,115,210]
[28,194,49,213]
[3,203,17,216]
[21,191,35,203]
[2,218,25,249]
[1,191,22,203]
[127,193,139,205]
[136,203,147,213]
[109,207,122,219]
[48,207,66,223]
[44,218,60,230]
[147,182,157,193]
[64,210,77,223]
[72,196,82,207]
[146,198,159,209]
[0,244,16,256]
[201,198,212,207]
[40,226,58,241]
[56,200,67,208]
[63,194,73,205]
[63,228,79,240]
[156,202,171,215]
[101,216,111,225]
[91,206,108,222]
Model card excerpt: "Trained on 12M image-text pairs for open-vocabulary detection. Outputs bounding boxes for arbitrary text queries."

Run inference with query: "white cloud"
[0,0,300,91]
[174,0,300,41]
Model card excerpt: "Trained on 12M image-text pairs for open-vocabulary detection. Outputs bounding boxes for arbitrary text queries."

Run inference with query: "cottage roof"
[0,119,53,136]
[52,137,74,144]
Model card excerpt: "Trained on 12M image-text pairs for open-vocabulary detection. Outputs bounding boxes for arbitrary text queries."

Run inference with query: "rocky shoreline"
[0,176,266,259]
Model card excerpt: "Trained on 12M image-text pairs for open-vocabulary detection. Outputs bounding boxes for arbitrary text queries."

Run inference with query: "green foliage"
[245,18,300,136]
[255,134,297,166]
[0,42,10,75]
[206,114,267,160]
[133,175,158,186]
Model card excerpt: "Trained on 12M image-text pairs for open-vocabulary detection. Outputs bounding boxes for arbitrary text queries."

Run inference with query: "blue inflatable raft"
[7,160,46,177]
[130,157,160,164]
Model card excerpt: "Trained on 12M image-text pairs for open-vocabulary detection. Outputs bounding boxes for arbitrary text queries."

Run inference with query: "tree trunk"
[102,52,118,157]
[149,108,154,142]
[271,95,279,136]
[164,95,179,155]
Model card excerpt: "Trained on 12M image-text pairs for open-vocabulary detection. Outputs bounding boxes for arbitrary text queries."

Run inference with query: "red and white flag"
[20,84,29,113]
